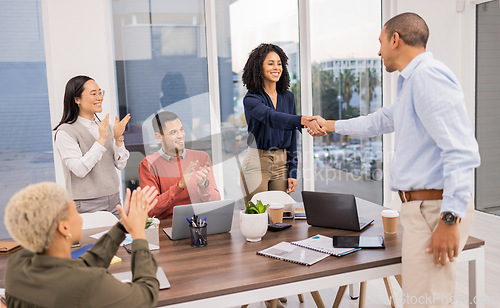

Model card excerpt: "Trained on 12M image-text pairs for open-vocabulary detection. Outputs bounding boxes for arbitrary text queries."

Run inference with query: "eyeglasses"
[89,90,105,99]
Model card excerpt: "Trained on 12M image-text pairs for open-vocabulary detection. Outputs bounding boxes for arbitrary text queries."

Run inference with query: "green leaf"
[244,200,270,214]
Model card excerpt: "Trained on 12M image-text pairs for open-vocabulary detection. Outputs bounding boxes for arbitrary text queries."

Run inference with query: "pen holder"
[189,224,207,247]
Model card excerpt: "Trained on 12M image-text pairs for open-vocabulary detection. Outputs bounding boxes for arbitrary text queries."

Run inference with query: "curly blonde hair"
[5,182,72,253]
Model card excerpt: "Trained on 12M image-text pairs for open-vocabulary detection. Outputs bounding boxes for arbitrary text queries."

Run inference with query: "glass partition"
[111,0,212,190]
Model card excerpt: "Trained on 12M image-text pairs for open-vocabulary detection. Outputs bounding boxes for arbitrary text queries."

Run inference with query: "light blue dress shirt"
[335,52,480,218]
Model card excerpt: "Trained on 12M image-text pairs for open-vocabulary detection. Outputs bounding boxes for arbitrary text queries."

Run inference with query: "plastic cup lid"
[381,209,399,217]
[269,202,284,209]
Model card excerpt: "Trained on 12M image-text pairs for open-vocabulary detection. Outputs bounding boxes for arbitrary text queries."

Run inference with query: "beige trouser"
[240,148,288,203]
[400,198,474,307]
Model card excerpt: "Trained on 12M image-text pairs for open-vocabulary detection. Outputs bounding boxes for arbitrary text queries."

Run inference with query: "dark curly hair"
[242,43,290,94]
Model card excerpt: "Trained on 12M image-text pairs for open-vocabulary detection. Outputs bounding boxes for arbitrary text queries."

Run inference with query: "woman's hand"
[97,114,110,146]
[113,114,131,146]
[287,178,297,193]
[114,114,131,139]
[116,186,158,240]
[301,116,327,136]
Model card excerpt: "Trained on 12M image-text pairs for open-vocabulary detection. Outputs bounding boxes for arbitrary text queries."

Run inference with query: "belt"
[398,189,443,203]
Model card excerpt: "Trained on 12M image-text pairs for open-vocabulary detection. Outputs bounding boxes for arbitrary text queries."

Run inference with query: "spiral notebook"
[256,241,329,266]
[291,234,360,257]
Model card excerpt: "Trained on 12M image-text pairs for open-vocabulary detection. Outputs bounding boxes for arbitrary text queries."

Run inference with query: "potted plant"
[239,200,270,242]
[144,217,160,250]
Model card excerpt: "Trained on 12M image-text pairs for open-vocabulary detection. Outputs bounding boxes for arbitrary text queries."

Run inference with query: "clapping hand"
[195,162,211,188]
[116,186,158,240]
[97,114,110,146]
[178,160,199,190]
[113,113,131,139]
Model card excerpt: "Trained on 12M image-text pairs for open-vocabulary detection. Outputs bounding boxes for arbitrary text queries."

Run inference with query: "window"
[0,0,54,238]
[310,0,383,204]
[111,0,212,190]
[221,0,301,202]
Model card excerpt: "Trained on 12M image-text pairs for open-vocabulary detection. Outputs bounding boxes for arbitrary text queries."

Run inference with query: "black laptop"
[301,191,374,232]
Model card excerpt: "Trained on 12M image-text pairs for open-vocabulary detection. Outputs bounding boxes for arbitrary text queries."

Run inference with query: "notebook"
[257,242,329,266]
[0,241,21,255]
[163,199,235,240]
[71,244,93,259]
[291,234,360,256]
[301,191,374,232]
[113,267,171,289]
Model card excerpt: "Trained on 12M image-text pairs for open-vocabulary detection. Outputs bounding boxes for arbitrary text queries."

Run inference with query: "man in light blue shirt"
[315,13,480,306]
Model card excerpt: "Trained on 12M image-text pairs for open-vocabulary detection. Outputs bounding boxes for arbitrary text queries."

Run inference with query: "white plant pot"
[239,211,268,242]
[145,218,160,250]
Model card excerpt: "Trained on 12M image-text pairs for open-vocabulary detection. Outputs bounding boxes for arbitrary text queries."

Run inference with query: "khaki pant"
[240,148,288,203]
[400,198,474,307]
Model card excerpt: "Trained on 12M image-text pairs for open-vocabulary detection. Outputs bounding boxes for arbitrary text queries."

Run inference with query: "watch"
[199,179,209,189]
[441,212,461,225]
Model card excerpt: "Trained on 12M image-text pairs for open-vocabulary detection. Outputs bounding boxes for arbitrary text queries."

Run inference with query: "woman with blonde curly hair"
[4,182,159,308]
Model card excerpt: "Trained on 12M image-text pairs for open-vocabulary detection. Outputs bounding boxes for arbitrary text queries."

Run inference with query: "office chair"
[80,211,118,230]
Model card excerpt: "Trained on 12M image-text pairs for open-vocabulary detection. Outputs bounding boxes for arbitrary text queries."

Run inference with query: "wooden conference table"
[0,199,485,308]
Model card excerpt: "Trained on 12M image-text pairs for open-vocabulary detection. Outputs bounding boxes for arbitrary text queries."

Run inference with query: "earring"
[65,233,72,240]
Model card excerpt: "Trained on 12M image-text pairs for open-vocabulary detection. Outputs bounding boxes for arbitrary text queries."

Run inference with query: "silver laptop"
[301,191,374,232]
[163,199,235,240]
[113,267,170,289]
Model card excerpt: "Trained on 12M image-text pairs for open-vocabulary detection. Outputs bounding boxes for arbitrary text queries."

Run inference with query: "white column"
[41,0,120,189]
[205,0,224,198]
[299,0,314,191]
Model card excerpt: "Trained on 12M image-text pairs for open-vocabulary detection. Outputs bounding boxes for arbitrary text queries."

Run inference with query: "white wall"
[382,0,479,206]
[391,0,477,124]
[41,0,120,188]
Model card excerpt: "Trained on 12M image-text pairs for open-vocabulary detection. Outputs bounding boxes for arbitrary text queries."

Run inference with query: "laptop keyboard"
[359,217,373,229]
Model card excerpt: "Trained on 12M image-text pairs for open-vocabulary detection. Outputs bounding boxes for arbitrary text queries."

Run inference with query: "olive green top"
[5,224,159,308]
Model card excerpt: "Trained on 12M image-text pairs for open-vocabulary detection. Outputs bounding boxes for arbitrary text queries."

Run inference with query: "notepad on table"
[291,234,360,256]
[257,241,329,266]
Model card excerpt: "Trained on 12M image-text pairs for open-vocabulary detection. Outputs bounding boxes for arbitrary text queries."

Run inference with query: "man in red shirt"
[139,111,220,219]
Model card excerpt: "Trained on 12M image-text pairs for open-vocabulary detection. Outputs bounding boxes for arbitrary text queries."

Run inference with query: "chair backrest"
[250,191,296,205]
[80,211,119,230]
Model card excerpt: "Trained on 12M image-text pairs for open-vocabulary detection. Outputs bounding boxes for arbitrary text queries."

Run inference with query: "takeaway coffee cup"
[381,209,399,234]
[269,202,284,224]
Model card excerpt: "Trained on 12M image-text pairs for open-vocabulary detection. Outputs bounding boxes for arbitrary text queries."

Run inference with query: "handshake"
[301,115,333,137]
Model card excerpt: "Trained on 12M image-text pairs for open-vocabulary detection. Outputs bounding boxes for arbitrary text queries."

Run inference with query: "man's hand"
[97,114,110,146]
[195,162,211,188]
[426,220,460,265]
[301,116,327,136]
[287,178,297,193]
[178,160,199,189]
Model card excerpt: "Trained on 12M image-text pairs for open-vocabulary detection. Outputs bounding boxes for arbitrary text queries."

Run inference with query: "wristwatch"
[199,179,209,189]
[441,212,461,225]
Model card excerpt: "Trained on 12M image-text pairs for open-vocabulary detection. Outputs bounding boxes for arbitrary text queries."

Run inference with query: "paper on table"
[90,231,159,251]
